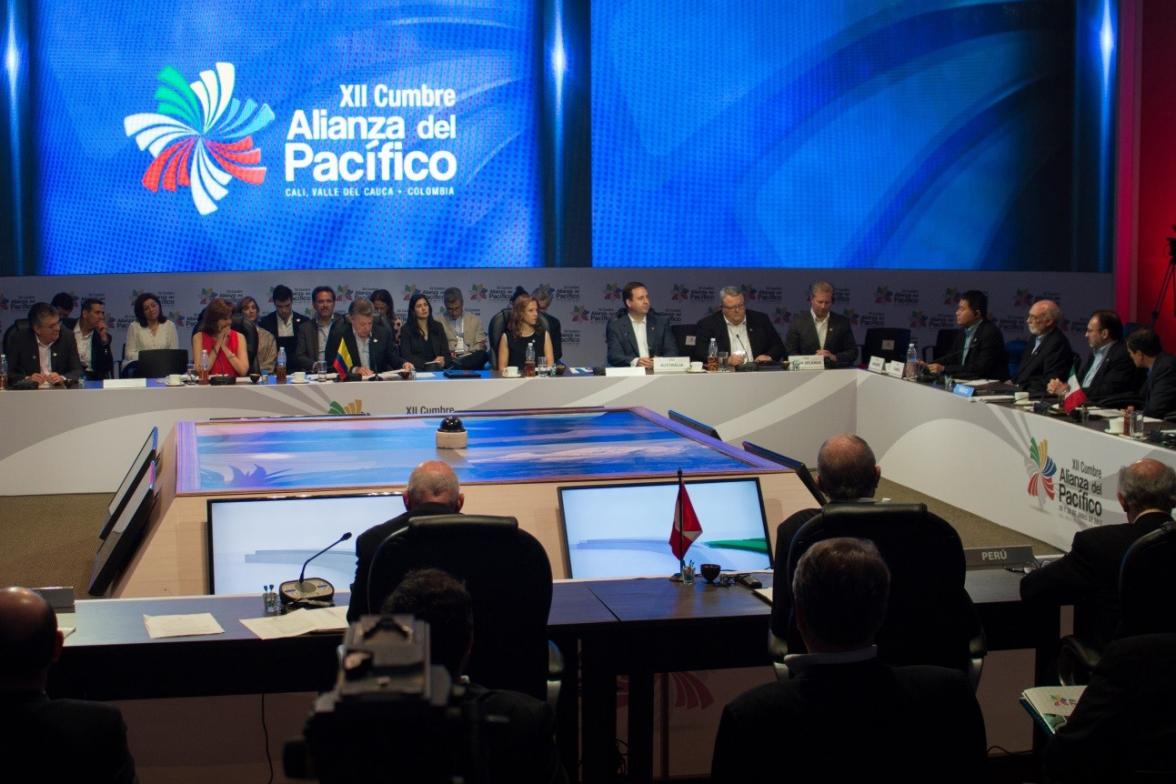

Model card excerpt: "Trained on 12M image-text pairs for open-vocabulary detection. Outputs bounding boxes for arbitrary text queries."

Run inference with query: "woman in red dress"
[191,298,249,377]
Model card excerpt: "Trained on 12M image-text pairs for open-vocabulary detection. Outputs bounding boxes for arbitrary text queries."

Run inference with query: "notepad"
[1020,685,1085,734]
[239,606,349,640]
[143,613,225,639]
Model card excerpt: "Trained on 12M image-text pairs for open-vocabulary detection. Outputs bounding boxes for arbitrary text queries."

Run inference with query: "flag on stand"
[1062,365,1087,413]
[333,340,353,377]
[668,472,703,560]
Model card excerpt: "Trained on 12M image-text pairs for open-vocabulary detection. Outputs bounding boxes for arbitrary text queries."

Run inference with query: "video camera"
[284,614,496,784]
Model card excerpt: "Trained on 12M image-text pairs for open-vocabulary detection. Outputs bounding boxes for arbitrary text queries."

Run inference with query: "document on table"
[143,613,225,639]
[1020,685,1085,734]
[240,606,350,640]
[975,394,1016,403]
[753,587,773,605]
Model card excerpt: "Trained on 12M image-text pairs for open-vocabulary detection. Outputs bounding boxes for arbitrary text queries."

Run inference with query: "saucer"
[1013,399,1034,406]
[290,379,309,384]
[686,368,708,374]
[164,381,183,387]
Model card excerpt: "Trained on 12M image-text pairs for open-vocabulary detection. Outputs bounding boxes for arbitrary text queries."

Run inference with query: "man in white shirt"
[440,287,489,369]
[6,302,83,386]
[692,286,785,366]
[72,299,114,380]
[259,284,308,362]
[783,281,858,368]
[294,286,344,372]
[605,281,678,367]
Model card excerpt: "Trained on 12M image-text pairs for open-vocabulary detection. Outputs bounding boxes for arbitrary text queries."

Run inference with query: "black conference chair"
[365,514,561,705]
[671,324,698,356]
[3,318,29,356]
[668,409,720,440]
[1005,339,1027,380]
[741,441,825,506]
[1058,521,1176,685]
[770,503,986,689]
[134,349,189,378]
[922,328,960,363]
[861,327,911,366]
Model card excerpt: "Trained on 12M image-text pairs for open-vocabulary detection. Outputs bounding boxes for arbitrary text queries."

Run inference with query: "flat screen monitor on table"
[559,477,772,578]
[89,464,157,596]
[206,493,403,595]
[98,427,158,539]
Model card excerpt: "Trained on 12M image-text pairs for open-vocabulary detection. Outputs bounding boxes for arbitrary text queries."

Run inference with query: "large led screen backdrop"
[31,1,541,273]
[591,0,1090,271]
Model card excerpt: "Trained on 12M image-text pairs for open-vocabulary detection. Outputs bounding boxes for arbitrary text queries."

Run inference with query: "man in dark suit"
[783,280,858,367]
[605,281,678,367]
[692,286,785,366]
[323,297,411,378]
[712,538,985,783]
[1045,633,1176,782]
[1021,458,1176,650]
[5,302,83,386]
[0,586,136,783]
[777,433,883,553]
[51,291,77,330]
[1015,298,1074,395]
[1126,328,1176,418]
[73,298,115,380]
[294,285,345,372]
[1047,310,1141,405]
[381,569,568,784]
[925,289,1007,380]
[257,284,307,361]
[348,460,465,621]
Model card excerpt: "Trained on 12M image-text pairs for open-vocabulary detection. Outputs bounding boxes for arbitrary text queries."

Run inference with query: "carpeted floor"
[0,478,1060,597]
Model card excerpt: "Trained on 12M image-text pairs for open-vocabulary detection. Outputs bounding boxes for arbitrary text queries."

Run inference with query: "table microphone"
[280,531,352,607]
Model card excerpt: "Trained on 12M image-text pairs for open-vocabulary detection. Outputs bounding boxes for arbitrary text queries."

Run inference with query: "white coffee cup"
[1014,391,1030,404]
[689,361,703,372]
[165,374,183,386]
[502,366,520,378]
[290,371,307,383]
[1107,417,1125,434]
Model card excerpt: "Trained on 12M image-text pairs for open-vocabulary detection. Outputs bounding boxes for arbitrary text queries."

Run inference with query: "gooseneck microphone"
[280,531,352,607]
[298,531,352,591]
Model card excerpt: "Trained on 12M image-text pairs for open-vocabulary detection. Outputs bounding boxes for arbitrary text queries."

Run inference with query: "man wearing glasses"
[1015,299,1074,396]
[693,286,785,367]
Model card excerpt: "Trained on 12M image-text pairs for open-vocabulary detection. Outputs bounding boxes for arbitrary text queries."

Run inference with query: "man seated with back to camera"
[778,433,883,548]
[324,297,411,379]
[5,302,83,387]
[0,587,137,783]
[923,289,1007,380]
[1046,309,1141,406]
[711,538,986,782]
[347,460,464,621]
[1020,458,1176,651]
[382,569,568,784]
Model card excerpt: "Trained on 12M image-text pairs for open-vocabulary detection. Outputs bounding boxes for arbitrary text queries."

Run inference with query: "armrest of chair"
[768,630,790,682]
[1057,635,1102,686]
[546,639,564,709]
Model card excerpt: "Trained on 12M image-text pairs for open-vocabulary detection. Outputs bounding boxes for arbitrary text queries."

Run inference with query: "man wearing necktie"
[692,286,785,366]
[1126,328,1176,418]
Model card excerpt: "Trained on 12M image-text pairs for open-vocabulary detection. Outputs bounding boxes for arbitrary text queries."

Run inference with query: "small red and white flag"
[668,472,703,561]
[1062,366,1087,413]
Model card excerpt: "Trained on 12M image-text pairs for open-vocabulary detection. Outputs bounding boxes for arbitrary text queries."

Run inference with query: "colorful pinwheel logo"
[1026,437,1056,500]
[124,62,274,215]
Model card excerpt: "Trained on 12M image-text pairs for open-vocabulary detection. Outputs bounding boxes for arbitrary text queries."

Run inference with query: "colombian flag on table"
[333,340,353,376]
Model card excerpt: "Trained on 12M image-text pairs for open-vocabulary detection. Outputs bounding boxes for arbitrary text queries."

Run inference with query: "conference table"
[54,569,1053,783]
[6,367,1173,552]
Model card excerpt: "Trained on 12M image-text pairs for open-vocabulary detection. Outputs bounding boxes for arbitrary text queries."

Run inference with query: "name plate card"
[952,383,976,398]
[604,366,648,377]
[653,356,690,374]
[867,356,886,373]
[883,360,905,378]
[104,378,148,389]
[789,355,826,371]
